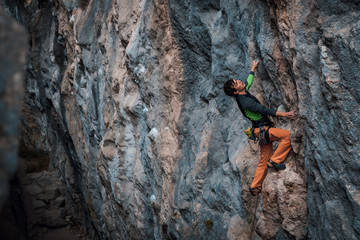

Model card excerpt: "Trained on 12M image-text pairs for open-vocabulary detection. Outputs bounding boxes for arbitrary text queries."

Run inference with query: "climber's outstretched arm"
[251,60,260,72]
[245,60,261,91]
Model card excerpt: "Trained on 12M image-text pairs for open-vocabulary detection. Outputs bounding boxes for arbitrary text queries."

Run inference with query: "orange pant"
[250,127,292,189]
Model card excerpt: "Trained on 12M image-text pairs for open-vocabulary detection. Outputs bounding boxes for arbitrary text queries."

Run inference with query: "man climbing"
[223,60,297,196]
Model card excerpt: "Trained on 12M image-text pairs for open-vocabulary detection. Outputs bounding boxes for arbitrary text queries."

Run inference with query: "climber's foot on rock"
[267,160,286,170]
[249,186,262,196]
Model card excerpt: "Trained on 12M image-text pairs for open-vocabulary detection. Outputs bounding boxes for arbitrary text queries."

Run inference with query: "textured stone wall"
[0,8,28,240]
[0,7,27,209]
[1,0,359,239]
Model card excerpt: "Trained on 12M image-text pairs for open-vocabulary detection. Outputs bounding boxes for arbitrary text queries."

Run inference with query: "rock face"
[1,0,359,239]
[20,159,88,240]
[0,8,27,208]
[0,7,28,240]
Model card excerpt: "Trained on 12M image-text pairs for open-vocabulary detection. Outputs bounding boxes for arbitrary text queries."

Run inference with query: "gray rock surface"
[1,0,359,239]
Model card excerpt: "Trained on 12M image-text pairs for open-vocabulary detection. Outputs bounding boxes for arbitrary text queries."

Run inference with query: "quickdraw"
[244,127,256,141]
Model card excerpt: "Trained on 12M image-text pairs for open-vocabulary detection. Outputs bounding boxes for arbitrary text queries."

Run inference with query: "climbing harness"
[244,125,271,145]
[258,126,271,145]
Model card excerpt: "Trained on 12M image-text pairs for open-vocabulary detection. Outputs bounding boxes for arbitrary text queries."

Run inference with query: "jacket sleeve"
[245,72,255,91]
[241,97,277,117]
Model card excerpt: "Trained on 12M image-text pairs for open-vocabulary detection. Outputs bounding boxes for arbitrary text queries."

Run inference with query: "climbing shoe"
[249,187,262,196]
[267,160,286,170]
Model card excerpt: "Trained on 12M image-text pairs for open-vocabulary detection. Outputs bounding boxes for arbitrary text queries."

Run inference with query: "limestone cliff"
[1,0,359,239]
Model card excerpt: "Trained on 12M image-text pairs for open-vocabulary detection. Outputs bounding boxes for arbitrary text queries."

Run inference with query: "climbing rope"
[249,194,260,240]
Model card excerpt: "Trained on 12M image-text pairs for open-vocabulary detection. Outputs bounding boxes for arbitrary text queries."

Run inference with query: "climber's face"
[232,79,245,93]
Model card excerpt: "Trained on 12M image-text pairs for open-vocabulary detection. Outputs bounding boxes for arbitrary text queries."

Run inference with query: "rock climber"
[223,60,297,196]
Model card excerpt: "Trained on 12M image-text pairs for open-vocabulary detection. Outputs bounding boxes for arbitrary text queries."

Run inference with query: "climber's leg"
[250,131,273,189]
[267,128,292,164]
